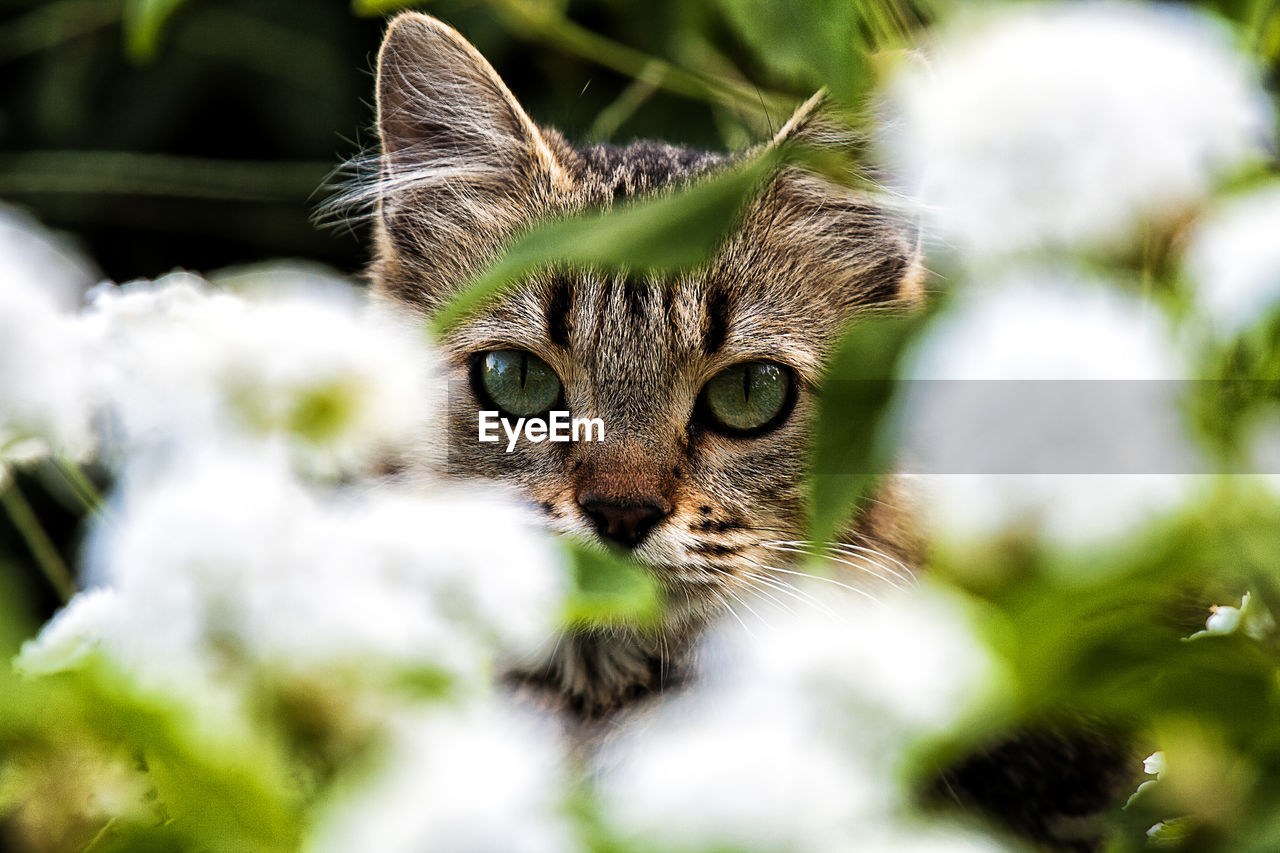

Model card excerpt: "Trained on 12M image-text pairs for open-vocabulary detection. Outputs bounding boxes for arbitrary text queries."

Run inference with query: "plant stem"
[494,2,796,119]
[53,457,106,517]
[1,479,76,605]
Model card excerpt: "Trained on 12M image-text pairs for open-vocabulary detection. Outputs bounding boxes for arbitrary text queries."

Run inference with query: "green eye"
[700,362,793,434]
[476,350,562,417]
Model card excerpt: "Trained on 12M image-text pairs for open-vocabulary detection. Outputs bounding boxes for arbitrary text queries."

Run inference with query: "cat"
[357,12,1136,850]
[365,11,923,714]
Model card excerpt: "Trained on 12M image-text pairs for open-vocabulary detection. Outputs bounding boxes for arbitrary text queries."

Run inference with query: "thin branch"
[2,478,76,605]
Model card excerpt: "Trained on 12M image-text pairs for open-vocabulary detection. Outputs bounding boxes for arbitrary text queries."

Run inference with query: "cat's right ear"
[372,13,570,308]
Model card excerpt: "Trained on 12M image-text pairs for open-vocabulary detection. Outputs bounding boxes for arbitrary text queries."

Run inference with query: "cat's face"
[367,13,922,625]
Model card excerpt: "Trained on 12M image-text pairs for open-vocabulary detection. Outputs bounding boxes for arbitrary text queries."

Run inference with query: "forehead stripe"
[703,283,732,355]
[545,276,573,347]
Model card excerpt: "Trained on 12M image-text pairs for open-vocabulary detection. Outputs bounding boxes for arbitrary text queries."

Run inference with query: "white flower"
[25,450,567,695]
[1205,601,1245,635]
[900,268,1201,548]
[1184,182,1280,336]
[598,585,1005,853]
[81,271,435,478]
[16,587,122,677]
[912,475,1200,553]
[600,697,881,853]
[1197,593,1276,640]
[738,585,1002,743]
[885,2,1272,259]
[0,203,98,309]
[904,269,1184,381]
[308,703,580,853]
[0,208,97,462]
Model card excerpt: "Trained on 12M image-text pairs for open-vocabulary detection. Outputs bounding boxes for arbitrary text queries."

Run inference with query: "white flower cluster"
[0,217,435,483]
[309,704,580,853]
[1,209,580,853]
[900,268,1201,552]
[597,586,1009,853]
[874,1,1280,554]
[886,1,1271,260]
[81,268,436,478]
[18,455,566,693]
[1185,183,1280,337]
[0,206,98,471]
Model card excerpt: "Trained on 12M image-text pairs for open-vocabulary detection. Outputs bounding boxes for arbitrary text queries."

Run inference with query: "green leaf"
[0,659,304,853]
[122,0,189,62]
[717,0,876,105]
[806,312,925,546]
[562,542,661,628]
[431,148,782,334]
[351,0,423,16]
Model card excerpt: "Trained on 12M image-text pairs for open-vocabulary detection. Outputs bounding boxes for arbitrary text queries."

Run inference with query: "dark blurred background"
[0,0,790,284]
[4,0,1269,283]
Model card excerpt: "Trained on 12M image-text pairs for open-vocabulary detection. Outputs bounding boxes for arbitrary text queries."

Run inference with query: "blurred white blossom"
[1185,183,1280,336]
[738,586,1002,743]
[598,585,1006,853]
[602,703,880,853]
[0,203,98,308]
[80,270,435,478]
[20,452,568,694]
[0,207,98,464]
[885,2,1272,259]
[309,703,580,853]
[902,269,1201,549]
[906,270,1184,381]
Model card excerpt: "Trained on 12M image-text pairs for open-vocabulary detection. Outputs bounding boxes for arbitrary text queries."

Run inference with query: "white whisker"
[757,538,916,586]
[738,561,839,618]
[755,543,910,592]
[710,589,755,638]
[754,563,886,607]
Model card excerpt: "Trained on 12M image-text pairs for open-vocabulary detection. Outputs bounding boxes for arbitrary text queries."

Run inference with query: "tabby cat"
[361,12,1135,851]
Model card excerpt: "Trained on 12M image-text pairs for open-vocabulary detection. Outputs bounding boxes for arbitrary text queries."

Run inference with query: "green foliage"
[6,0,1280,850]
[717,0,872,106]
[563,542,662,629]
[122,0,190,61]
[432,148,783,333]
[0,659,305,853]
[806,312,927,546]
[352,0,422,15]
[923,489,1280,851]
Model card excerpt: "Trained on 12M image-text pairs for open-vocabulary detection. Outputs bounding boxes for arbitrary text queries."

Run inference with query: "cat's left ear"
[752,93,925,312]
[372,12,572,308]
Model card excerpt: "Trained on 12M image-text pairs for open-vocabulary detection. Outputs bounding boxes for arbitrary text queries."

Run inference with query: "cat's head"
[367,12,922,627]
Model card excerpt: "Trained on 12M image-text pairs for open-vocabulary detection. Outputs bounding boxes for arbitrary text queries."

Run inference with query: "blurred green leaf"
[717,0,877,105]
[351,0,422,15]
[806,312,925,546]
[0,659,304,853]
[562,542,661,628]
[123,0,190,62]
[432,148,783,333]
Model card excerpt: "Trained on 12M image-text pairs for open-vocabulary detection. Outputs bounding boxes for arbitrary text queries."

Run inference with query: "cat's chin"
[503,597,714,726]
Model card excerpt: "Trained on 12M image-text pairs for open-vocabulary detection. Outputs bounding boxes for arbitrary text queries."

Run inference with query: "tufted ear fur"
[372,12,572,310]
[749,92,925,313]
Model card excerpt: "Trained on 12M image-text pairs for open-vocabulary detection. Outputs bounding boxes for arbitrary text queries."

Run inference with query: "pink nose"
[577,494,671,548]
